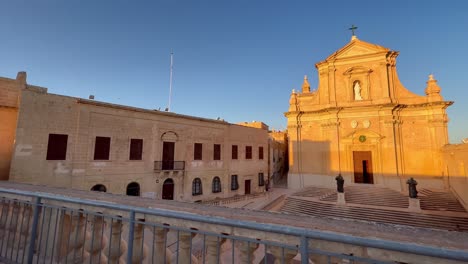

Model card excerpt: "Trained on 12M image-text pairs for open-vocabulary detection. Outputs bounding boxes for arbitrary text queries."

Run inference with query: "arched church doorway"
[126,182,140,196]
[162,178,174,200]
[91,184,107,192]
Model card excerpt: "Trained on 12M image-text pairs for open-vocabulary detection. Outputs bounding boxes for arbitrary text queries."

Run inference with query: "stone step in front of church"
[292,185,466,213]
[280,197,468,232]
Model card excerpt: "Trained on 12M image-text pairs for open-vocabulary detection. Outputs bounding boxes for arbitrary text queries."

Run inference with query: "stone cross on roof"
[348,25,358,36]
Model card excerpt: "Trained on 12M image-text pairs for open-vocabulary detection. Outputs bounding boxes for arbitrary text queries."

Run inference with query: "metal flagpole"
[168,49,174,111]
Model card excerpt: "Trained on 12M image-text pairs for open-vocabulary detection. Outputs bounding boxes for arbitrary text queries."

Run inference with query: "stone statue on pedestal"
[406,178,418,198]
[335,174,344,193]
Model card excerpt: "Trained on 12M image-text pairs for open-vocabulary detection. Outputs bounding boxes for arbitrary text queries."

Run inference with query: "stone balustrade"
[0,182,467,264]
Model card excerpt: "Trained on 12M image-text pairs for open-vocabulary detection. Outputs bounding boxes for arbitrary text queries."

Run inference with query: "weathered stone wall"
[8,78,268,202]
[442,143,468,210]
[0,73,25,180]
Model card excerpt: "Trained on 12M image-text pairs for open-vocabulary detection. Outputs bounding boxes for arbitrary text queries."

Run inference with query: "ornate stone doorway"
[353,151,374,184]
[162,178,174,200]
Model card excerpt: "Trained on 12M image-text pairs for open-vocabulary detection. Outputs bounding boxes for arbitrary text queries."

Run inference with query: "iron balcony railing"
[0,184,467,264]
[154,160,185,171]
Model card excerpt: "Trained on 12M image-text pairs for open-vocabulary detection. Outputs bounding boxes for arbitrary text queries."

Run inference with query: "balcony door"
[162,141,175,170]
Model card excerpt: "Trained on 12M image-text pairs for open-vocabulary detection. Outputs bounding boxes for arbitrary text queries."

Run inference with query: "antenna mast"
[168,49,174,111]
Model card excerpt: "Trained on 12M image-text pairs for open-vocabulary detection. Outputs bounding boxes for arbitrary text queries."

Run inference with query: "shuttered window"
[194,143,203,160]
[214,144,221,160]
[232,145,238,160]
[246,146,252,159]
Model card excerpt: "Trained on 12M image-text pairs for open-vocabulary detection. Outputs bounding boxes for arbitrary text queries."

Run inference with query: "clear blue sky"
[1,0,467,143]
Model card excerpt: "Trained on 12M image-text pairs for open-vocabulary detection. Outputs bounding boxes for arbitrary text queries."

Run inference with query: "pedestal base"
[408,198,421,212]
[337,192,346,205]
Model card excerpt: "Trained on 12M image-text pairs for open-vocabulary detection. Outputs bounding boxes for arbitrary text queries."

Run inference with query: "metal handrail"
[0,186,467,262]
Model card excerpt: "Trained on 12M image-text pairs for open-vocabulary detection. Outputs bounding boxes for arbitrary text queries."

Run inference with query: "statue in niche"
[353,81,363,100]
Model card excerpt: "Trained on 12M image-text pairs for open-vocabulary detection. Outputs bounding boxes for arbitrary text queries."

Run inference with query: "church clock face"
[359,135,366,142]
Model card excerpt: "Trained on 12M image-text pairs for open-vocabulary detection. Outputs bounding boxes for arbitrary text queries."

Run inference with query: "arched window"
[212,177,221,193]
[126,182,140,196]
[91,184,107,192]
[192,178,203,196]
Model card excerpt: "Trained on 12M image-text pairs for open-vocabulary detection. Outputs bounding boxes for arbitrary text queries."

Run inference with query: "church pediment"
[325,39,390,61]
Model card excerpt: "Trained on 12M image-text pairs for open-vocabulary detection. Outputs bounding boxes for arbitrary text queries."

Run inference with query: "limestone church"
[285,35,452,191]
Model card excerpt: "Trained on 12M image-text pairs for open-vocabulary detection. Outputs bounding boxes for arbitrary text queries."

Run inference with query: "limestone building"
[0,72,268,202]
[285,36,452,191]
[237,121,289,187]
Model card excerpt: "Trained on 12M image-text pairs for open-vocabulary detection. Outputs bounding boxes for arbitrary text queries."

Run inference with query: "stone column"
[130,220,148,264]
[236,240,259,264]
[105,217,127,264]
[85,214,108,263]
[178,231,196,264]
[269,245,297,264]
[206,235,227,264]
[151,227,169,264]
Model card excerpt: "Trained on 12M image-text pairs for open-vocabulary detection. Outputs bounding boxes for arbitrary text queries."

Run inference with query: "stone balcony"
[0,181,467,264]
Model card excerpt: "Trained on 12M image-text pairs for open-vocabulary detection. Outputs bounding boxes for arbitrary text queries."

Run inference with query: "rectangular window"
[46,134,68,160]
[94,136,111,160]
[214,144,221,160]
[259,146,264,160]
[232,145,238,160]
[246,146,252,159]
[231,175,239,190]
[258,173,265,186]
[129,139,143,160]
[194,143,203,160]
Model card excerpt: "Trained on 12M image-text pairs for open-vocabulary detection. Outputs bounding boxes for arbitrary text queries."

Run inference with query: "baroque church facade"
[285,36,452,191]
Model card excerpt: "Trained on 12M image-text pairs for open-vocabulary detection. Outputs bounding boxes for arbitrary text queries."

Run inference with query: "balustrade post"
[130,219,148,264]
[178,231,196,264]
[37,206,60,261]
[85,213,108,263]
[270,245,298,264]
[7,201,20,250]
[18,204,32,251]
[64,210,88,263]
[152,227,169,264]
[206,235,227,264]
[0,199,10,238]
[25,197,41,263]
[105,217,127,264]
[236,240,259,264]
